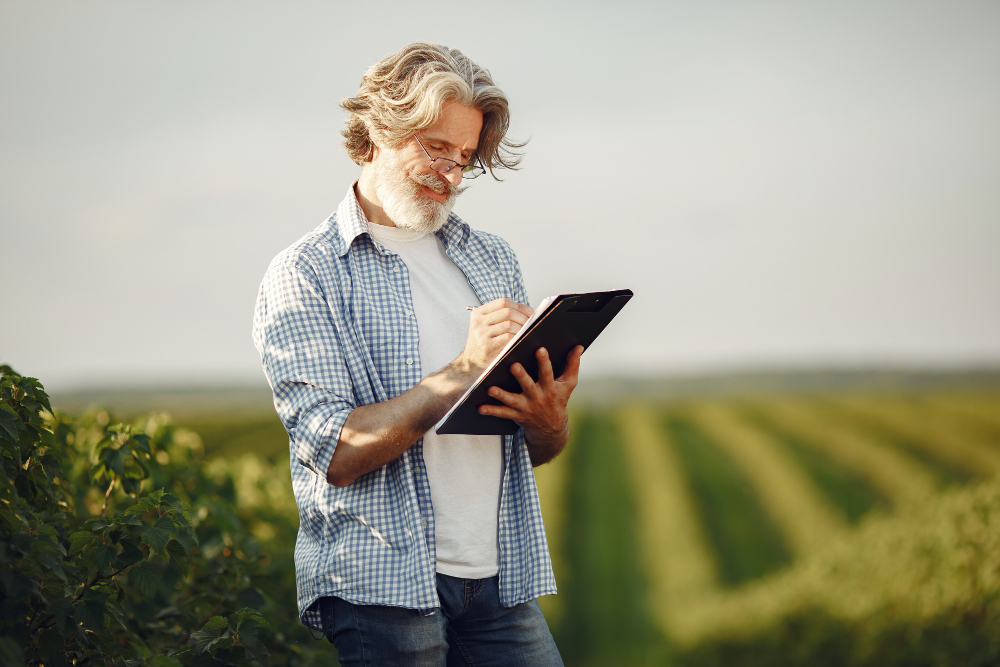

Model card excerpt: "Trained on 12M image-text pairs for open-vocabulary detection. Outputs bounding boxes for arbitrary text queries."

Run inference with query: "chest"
[344,235,513,399]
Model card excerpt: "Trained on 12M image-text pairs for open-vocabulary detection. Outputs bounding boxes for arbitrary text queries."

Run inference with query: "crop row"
[535,392,1000,663]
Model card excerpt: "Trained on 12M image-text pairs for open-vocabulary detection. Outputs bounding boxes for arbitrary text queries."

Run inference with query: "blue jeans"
[319,573,563,666]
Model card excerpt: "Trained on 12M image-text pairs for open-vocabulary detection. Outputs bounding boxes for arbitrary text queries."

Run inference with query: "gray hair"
[340,43,524,179]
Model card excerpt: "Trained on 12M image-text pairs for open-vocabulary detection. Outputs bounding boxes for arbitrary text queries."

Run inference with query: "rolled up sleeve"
[253,257,355,477]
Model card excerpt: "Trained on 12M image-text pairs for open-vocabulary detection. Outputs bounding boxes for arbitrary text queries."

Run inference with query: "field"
[535,391,1000,665]
[65,383,1000,665]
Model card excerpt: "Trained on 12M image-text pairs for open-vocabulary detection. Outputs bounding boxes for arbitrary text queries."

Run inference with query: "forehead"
[420,100,483,152]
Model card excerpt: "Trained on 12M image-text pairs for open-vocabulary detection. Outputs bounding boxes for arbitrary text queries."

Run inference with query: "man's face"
[372,101,484,232]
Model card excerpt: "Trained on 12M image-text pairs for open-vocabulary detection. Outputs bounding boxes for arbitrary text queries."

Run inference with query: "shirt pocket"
[352,283,406,384]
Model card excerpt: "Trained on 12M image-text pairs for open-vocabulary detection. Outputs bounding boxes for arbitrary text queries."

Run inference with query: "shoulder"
[264,214,344,282]
[465,228,521,271]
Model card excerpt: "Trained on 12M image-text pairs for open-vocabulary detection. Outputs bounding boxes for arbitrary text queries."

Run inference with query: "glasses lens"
[462,165,485,180]
[429,159,457,174]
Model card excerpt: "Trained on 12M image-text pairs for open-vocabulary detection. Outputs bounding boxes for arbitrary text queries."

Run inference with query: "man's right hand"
[456,298,534,378]
[328,298,534,487]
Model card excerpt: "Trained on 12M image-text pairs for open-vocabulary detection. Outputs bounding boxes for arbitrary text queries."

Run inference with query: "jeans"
[319,573,564,667]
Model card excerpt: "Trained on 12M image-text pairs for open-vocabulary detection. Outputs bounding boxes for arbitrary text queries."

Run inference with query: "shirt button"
[406,358,414,365]
[405,309,413,317]
[422,519,428,527]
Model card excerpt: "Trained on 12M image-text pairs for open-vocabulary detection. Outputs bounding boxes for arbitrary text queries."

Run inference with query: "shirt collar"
[334,182,472,257]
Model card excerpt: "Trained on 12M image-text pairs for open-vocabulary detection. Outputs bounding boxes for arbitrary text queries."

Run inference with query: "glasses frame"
[413,134,486,180]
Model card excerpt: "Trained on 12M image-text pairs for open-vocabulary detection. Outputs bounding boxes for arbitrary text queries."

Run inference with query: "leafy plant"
[0,365,275,666]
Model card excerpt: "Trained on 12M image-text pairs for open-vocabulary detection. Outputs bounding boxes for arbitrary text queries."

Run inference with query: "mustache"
[410,171,469,197]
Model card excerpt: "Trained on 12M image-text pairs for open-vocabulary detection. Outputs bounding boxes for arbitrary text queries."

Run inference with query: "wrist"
[446,353,480,387]
[526,418,569,448]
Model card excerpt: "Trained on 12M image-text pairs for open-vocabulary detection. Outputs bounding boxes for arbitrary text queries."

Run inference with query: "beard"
[374,151,468,233]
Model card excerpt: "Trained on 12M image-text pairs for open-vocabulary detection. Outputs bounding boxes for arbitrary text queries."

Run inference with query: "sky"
[2,1,999,392]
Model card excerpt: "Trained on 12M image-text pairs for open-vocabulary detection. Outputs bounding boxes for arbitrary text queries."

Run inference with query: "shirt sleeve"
[252,255,355,478]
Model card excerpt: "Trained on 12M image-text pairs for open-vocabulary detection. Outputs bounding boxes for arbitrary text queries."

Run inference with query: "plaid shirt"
[252,186,556,629]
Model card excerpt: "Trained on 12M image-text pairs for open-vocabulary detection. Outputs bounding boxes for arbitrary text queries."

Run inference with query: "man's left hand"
[478,345,584,466]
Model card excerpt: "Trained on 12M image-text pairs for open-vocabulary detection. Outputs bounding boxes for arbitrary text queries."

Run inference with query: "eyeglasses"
[413,134,486,180]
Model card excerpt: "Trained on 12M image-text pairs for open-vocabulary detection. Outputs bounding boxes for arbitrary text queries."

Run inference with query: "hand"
[479,345,585,465]
[455,298,534,378]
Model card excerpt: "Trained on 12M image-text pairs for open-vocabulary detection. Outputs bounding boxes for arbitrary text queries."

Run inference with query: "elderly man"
[253,43,580,666]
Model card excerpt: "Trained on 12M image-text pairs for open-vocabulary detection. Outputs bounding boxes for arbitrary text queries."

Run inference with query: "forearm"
[326,359,473,486]
[524,420,570,467]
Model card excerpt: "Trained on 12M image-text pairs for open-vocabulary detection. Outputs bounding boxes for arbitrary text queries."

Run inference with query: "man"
[252,43,581,666]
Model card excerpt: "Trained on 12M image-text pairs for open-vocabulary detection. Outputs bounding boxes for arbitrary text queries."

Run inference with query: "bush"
[0,366,328,666]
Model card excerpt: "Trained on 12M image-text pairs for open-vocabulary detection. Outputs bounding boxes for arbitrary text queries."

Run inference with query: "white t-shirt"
[367,222,504,579]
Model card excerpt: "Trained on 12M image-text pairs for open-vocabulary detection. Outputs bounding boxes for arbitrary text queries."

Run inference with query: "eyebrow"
[422,134,478,156]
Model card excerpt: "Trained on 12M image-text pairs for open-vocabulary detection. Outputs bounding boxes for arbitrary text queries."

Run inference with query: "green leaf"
[100,445,127,476]
[126,489,164,516]
[128,560,162,597]
[164,539,188,573]
[75,597,107,632]
[234,607,271,630]
[142,516,174,552]
[38,628,68,667]
[241,631,270,667]
[130,433,151,454]
[161,493,187,519]
[85,518,110,533]
[202,615,229,632]
[95,543,117,572]
[0,403,22,444]
[46,595,74,634]
[117,540,144,568]
[116,512,143,527]
[190,615,228,653]
[68,531,92,556]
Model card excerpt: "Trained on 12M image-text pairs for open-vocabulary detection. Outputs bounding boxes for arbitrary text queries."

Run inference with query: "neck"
[356,164,395,227]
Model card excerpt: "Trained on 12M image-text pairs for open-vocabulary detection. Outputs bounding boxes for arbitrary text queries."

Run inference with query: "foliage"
[674,475,1000,666]
[536,395,1000,665]
[0,365,328,666]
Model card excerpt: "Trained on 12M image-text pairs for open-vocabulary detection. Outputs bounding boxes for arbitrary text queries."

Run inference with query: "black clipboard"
[435,289,633,435]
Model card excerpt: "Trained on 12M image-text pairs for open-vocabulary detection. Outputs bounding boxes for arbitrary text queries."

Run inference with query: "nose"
[439,167,463,186]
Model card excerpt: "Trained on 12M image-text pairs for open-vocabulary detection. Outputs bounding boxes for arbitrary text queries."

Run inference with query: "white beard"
[373,151,465,233]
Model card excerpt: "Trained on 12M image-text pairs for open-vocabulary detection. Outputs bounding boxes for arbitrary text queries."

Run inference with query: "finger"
[482,307,530,328]
[509,362,539,396]
[535,347,555,386]
[557,345,585,383]
[483,297,534,317]
[486,318,524,338]
[488,384,527,410]
[480,297,522,314]
[479,402,524,421]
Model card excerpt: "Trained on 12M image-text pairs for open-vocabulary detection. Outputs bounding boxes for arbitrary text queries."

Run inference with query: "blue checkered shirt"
[252,186,556,629]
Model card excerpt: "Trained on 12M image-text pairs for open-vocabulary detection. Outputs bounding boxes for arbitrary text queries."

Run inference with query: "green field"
[130,387,1000,665]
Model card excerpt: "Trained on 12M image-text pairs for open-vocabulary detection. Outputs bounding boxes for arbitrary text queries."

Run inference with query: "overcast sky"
[2,1,999,392]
